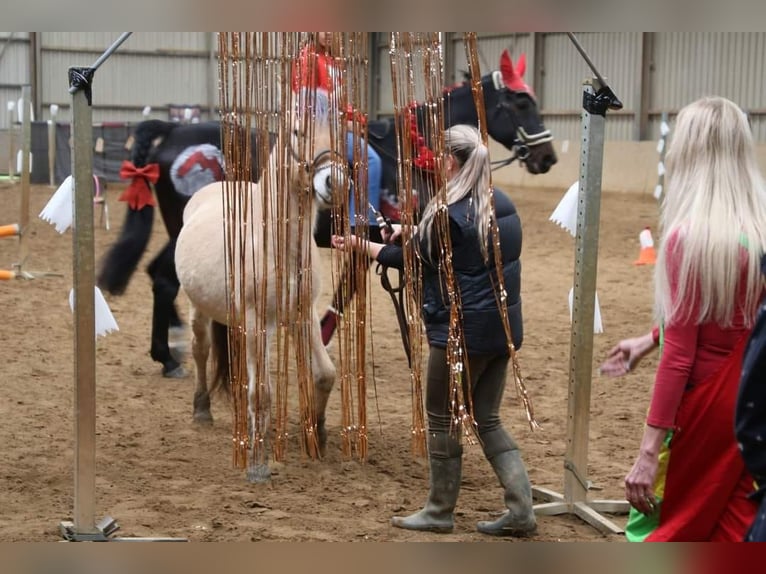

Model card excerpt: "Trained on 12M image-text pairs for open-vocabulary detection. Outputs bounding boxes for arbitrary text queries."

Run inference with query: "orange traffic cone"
[633,227,657,265]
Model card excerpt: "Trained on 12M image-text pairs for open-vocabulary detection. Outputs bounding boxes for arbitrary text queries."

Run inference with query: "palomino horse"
[97,49,555,377]
[174,119,349,482]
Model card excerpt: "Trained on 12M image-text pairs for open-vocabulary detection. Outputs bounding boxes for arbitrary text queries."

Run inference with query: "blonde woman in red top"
[602,96,766,541]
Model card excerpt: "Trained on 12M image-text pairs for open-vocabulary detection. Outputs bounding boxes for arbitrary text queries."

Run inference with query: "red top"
[647,233,754,428]
[291,45,334,93]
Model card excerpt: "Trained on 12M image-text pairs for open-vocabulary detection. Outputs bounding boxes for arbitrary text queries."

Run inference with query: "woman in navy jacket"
[332,124,535,537]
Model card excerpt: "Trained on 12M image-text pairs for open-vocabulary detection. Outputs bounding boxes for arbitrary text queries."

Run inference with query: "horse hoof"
[317,421,328,457]
[193,411,213,425]
[163,365,187,379]
[247,464,272,483]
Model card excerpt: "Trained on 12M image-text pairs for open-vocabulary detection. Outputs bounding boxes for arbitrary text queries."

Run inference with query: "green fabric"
[624,431,673,542]
[625,503,662,542]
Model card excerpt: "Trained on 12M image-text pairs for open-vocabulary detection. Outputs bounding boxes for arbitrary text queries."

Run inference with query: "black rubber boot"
[392,431,462,533]
[477,429,537,537]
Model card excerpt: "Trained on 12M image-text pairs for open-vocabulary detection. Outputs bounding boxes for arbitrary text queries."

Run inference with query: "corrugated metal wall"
[650,32,766,141]
[0,32,216,127]
[450,33,534,85]
[0,33,30,130]
[540,32,642,142]
[38,32,216,123]
[373,32,765,143]
[2,32,765,141]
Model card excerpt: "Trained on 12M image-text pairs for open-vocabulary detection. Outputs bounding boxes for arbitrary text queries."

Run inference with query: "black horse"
[97,49,556,378]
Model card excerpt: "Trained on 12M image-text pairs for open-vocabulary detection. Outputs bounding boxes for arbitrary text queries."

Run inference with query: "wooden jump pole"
[59,32,185,542]
[531,34,630,535]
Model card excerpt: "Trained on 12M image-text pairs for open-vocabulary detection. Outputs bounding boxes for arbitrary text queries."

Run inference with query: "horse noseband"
[310,149,349,207]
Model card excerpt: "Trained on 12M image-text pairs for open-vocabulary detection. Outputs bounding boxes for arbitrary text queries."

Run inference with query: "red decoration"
[118,161,160,210]
[500,49,532,95]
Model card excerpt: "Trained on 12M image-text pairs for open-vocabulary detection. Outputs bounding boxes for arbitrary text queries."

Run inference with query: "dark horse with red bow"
[97,50,556,378]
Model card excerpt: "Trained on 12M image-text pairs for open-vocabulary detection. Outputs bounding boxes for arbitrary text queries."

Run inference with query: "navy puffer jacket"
[377,188,523,355]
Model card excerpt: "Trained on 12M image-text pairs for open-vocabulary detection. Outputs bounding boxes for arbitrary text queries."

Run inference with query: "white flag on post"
[39,175,74,233]
[69,286,120,338]
[549,180,579,238]
[568,287,604,334]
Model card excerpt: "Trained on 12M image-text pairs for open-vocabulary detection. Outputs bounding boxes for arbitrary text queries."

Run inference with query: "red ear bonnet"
[500,49,532,94]
[516,53,527,78]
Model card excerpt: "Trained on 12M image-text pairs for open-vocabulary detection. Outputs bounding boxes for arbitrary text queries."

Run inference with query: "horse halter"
[490,71,553,170]
[310,148,349,197]
[290,136,349,207]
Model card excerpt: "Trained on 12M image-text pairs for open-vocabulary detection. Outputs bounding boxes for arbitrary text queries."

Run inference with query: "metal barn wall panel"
[375,33,442,117]
[541,32,642,142]
[42,32,210,54]
[36,33,213,124]
[0,35,30,130]
[650,32,766,141]
[41,52,210,107]
[450,33,534,85]
[546,115,637,147]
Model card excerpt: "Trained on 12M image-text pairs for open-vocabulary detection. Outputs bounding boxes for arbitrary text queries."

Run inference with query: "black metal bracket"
[68,67,95,106]
[583,83,623,117]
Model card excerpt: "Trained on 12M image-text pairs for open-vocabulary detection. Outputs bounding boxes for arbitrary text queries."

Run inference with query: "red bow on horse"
[118,161,160,210]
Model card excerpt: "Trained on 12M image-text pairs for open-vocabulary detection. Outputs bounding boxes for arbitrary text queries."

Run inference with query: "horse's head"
[483,50,557,174]
[286,89,353,208]
[288,102,351,210]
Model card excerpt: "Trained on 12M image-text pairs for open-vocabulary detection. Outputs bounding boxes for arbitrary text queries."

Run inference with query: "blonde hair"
[655,96,766,327]
[420,124,492,260]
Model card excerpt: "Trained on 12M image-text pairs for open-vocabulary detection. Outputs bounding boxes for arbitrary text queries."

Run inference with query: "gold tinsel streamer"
[463,33,539,431]
[325,33,371,461]
[217,33,332,471]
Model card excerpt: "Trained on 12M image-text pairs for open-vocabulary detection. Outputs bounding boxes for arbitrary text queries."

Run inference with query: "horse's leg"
[321,225,383,346]
[311,306,338,456]
[190,305,213,424]
[246,320,272,483]
[147,240,186,378]
[321,250,372,346]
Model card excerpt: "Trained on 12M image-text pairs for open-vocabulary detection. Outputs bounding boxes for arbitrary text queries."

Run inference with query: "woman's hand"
[599,331,657,377]
[331,234,362,252]
[625,424,666,515]
[381,223,403,244]
[624,451,660,516]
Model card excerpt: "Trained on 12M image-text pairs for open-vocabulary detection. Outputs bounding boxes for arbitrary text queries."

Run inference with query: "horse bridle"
[489,71,553,171]
[288,129,346,173]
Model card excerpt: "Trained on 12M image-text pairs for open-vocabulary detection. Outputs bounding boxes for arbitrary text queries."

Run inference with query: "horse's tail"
[96,120,177,295]
[209,320,231,397]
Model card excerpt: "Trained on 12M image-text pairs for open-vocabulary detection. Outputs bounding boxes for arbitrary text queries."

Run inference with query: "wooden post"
[70,68,98,536]
[7,101,15,182]
[18,86,31,270]
[59,33,187,543]
[48,104,58,187]
[531,79,630,535]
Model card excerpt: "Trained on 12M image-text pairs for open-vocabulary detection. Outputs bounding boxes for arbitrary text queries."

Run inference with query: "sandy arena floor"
[0,181,660,542]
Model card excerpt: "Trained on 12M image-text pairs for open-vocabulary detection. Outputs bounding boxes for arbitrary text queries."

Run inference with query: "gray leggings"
[426,346,517,458]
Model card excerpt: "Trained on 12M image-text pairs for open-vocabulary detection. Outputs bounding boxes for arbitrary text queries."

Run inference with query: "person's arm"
[331,234,385,258]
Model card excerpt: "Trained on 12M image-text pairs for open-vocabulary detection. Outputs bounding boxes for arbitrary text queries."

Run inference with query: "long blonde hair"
[655,96,766,327]
[419,124,492,260]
